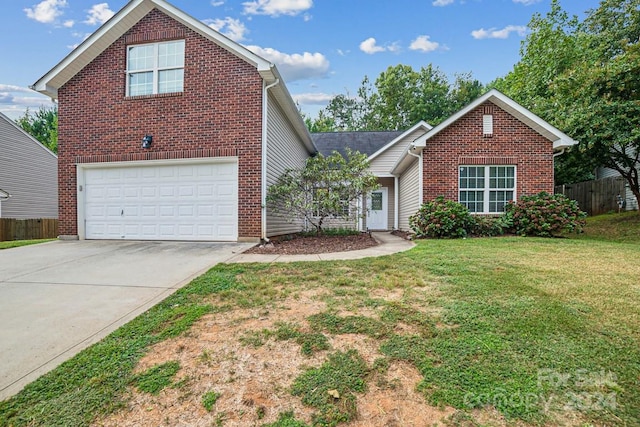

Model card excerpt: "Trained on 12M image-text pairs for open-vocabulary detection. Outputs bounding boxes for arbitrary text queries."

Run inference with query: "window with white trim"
[127,40,185,96]
[459,166,516,213]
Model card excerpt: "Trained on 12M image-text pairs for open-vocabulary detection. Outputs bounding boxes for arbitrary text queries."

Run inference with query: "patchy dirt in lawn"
[93,287,469,427]
[94,269,529,427]
[246,233,378,255]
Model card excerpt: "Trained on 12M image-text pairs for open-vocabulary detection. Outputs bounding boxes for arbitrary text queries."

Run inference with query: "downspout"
[408,146,423,205]
[552,148,566,194]
[261,78,280,242]
[393,175,399,230]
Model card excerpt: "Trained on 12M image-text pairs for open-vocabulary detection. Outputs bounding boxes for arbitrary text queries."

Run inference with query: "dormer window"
[127,40,185,96]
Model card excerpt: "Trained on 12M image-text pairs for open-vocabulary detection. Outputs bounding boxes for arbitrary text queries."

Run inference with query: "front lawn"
[1,226,638,426]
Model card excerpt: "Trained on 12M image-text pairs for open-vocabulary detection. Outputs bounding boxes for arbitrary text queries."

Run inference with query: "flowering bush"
[409,196,475,238]
[504,192,586,237]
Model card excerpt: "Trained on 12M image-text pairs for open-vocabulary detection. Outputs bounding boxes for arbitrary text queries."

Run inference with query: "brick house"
[32,0,314,242]
[32,0,577,242]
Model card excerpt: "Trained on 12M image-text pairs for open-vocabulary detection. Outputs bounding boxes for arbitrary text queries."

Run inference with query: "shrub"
[471,216,507,237]
[504,192,587,237]
[409,197,475,238]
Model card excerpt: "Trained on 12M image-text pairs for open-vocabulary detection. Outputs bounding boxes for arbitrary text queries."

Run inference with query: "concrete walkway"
[228,231,415,263]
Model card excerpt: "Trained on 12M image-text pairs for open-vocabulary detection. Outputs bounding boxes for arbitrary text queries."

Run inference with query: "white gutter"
[407,146,423,205]
[261,78,280,241]
[393,176,399,230]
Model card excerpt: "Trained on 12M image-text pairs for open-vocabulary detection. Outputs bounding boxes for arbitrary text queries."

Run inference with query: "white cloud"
[24,0,67,24]
[211,0,225,5]
[84,3,115,26]
[432,0,454,6]
[0,84,33,93]
[359,37,386,54]
[513,0,541,4]
[243,0,313,17]
[204,17,248,42]
[409,35,441,53]
[245,45,329,82]
[0,84,57,119]
[471,25,527,39]
[292,92,334,106]
[63,19,74,28]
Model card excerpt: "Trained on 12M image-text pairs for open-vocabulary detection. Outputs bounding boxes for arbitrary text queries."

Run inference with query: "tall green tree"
[306,65,484,132]
[15,106,58,153]
[495,0,640,210]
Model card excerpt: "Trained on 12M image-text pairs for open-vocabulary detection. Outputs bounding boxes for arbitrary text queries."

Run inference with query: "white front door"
[367,187,388,230]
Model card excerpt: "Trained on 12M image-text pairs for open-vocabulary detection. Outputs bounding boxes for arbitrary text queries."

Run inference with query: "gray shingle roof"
[311,131,405,158]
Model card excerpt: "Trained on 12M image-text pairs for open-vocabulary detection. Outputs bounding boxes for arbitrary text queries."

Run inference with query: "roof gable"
[368,121,432,161]
[391,90,578,176]
[32,0,272,99]
[413,89,577,151]
[31,0,314,153]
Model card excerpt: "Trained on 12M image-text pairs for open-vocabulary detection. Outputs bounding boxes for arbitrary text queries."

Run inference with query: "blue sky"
[0,0,600,120]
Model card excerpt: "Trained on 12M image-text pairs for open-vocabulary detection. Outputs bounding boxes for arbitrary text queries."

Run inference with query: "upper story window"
[127,40,185,96]
[459,165,516,214]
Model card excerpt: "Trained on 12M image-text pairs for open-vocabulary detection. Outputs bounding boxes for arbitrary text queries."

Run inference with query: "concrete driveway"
[0,239,252,400]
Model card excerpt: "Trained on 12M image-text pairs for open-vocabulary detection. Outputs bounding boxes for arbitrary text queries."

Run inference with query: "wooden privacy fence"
[555,176,626,216]
[0,218,58,241]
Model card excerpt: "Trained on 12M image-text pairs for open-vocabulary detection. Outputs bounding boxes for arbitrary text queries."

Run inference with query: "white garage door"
[82,161,238,241]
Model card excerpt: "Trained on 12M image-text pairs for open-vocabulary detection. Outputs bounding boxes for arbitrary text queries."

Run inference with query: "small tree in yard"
[267,149,379,235]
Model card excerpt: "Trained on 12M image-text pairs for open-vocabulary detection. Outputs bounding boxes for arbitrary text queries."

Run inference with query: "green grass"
[202,390,221,412]
[133,361,180,394]
[1,216,639,426]
[291,350,369,426]
[0,239,55,250]
[572,210,640,243]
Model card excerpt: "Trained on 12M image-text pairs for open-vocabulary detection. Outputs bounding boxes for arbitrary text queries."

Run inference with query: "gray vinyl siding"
[596,166,639,210]
[398,157,420,231]
[265,93,312,236]
[0,113,57,219]
[368,129,427,176]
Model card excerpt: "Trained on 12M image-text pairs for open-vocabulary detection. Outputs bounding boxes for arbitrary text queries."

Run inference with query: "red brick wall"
[57,9,263,238]
[422,101,554,203]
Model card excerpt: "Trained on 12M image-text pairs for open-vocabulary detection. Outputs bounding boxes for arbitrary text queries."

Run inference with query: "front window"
[459,166,515,213]
[127,40,185,96]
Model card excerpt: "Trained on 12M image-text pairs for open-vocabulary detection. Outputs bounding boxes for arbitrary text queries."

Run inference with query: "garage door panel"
[84,161,238,241]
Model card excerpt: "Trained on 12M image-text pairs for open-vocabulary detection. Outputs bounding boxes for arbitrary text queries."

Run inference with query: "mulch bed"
[245,233,378,255]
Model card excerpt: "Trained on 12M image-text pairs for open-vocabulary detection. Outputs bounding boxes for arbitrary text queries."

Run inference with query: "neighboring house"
[594,166,639,211]
[0,112,58,219]
[0,188,10,218]
[32,0,315,242]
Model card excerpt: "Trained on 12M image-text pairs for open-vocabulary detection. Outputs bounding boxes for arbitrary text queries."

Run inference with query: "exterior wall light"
[142,135,153,149]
